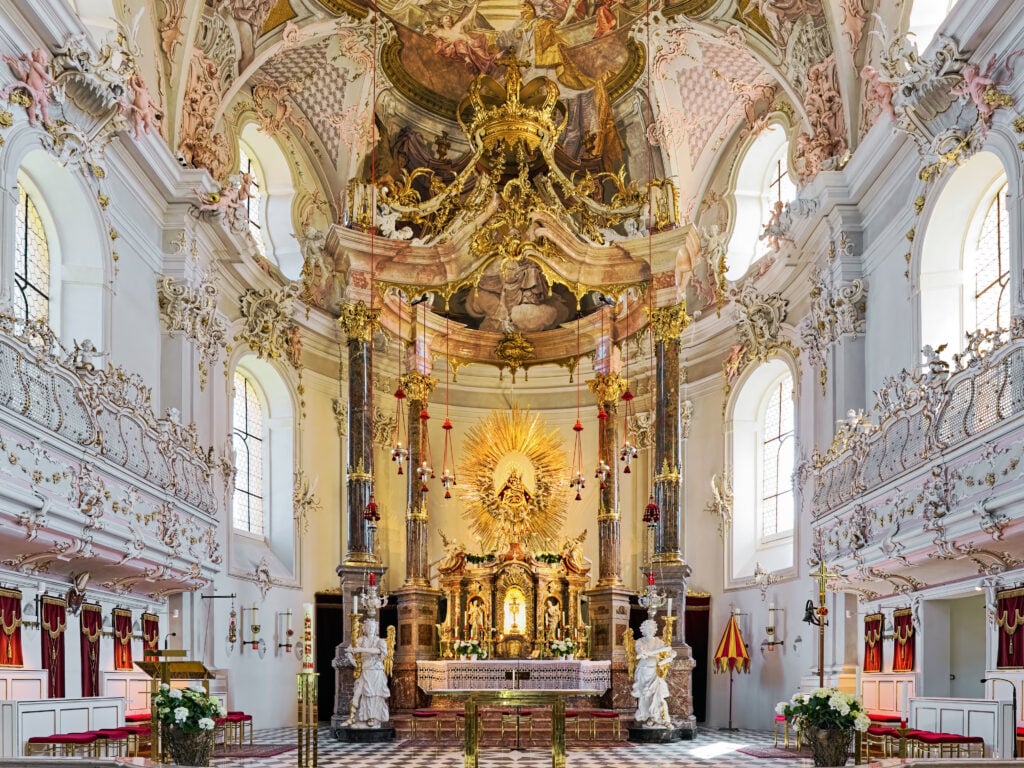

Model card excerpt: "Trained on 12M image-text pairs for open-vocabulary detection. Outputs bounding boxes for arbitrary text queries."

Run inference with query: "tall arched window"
[232,371,265,536]
[726,123,793,280]
[760,372,795,539]
[238,145,266,257]
[971,183,1009,332]
[729,358,796,581]
[918,152,1010,355]
[14,179,51,324]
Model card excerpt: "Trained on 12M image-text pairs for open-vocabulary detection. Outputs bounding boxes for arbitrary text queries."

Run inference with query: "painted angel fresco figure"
[1,48,58,126]
[425,1,497,74]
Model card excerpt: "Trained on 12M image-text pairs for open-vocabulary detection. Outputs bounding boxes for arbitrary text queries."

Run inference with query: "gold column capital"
[649,301,691,342]
[587,372,628,405]
[338,301,381,342]
[401,371,438,402]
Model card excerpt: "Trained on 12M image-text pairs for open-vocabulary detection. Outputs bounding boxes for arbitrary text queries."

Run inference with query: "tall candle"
[302,602,314,672]
[353,594,359,614]
[252,604,258,624]
[369,573,376,587]
[667,598,673,616]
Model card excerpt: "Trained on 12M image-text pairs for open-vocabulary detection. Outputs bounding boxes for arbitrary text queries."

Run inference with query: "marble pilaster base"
[665,645,697,723]
[330,659,355,732]
[586,585,633,663]
[391,662,429,711]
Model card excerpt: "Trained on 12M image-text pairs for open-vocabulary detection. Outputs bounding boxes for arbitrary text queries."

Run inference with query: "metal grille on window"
[239,147,266,256]
[974,184,1009,332]
[15,182,50,324]
[232,372,265,535]
[760,373,794,538]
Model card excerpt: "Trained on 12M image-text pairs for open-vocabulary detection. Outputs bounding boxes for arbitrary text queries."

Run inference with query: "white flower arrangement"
[454,639,485,658]
[780,688,871,733]
[153,683,225,733]
[550,638,577,656]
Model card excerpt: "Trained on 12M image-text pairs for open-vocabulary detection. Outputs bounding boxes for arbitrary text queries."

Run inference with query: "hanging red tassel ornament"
[643,494,660,525]
[364,494,380,522]
[391,384,409,473]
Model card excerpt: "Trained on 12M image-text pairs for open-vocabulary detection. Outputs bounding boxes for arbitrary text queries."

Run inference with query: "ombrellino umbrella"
[713,612,751,730]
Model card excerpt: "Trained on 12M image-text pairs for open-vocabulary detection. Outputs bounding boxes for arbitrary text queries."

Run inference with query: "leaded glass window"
[760,373,794,539]
[233,372,265,535]
[973,183,1009,332]
[15,181,50,324]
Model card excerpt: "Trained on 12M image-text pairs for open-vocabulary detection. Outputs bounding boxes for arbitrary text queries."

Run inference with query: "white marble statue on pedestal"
[343,618,395,728]
[625,619,677,728]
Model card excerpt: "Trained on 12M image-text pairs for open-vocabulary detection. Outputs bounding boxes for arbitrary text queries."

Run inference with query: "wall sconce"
[277,609,300,657]
[240,604,266,658]
[762,603,785,651]
[22,598,39,629]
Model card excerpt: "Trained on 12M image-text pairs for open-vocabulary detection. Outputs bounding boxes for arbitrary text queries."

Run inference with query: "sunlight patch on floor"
[686,741,745,759]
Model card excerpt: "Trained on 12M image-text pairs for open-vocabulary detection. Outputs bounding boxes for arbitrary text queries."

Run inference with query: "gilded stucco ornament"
[649,302,691,342]
[293,470,321,535]
[401,371,438,402]
[338,300,382,342]
[236,284,301,365]
[722,282,796,401]
[495,331,534,382]
[157,275,230,389]
[628,411,654,449]
[587,371,628,406]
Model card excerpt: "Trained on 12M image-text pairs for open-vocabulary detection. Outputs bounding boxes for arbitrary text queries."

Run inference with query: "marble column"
[338,301,381,566]
[649,302,689,564]
[587,372,628,587]
[401,371,436,586]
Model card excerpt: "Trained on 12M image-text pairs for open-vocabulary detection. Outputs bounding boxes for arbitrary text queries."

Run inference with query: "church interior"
[2,0,1024,764]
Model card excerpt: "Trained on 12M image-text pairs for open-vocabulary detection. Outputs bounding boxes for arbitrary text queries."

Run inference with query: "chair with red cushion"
[500,709,533,739]
[125,713,151,723]
[94,727,132,757]
[26,732,100,757]
[226,711,253,745]
[411,710,441,741]
[565,710,581,739]
[120,723,151,756]
[589,709,621,740]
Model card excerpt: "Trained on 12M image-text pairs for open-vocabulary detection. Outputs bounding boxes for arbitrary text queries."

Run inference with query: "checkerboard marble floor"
[212,725,820,768]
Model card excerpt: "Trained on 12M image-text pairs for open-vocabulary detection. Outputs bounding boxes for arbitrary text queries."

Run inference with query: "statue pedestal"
[628,725,690,742]
[334,726,395,742]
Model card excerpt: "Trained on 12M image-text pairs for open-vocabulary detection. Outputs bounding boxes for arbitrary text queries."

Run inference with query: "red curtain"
[113,608,133,670]
[79,604,102,697]
[864,613,883,673]
[892,608,915,672]
[142,613,159,657]
[0,588,23,666]
[41,596,67,698]
[997,587,1024,668]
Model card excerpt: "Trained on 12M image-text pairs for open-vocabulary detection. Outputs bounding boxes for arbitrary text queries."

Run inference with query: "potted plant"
[550,638,577,659]
[454,639,485,659]
[153,683,225,766]
[779,688,870,766]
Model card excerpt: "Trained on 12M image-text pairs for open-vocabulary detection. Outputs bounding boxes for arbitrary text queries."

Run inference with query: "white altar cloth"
[417,659,611,692]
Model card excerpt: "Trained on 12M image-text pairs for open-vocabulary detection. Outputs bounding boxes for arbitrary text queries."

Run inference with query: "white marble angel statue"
[624,619,676,728]
[343,618,396,728]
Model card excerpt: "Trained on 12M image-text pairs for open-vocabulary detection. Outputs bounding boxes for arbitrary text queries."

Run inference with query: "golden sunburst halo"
[459,407,568,553]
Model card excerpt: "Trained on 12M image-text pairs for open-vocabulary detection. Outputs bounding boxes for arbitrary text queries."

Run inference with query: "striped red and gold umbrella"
[713,612,751,673]
[713,611,750,730]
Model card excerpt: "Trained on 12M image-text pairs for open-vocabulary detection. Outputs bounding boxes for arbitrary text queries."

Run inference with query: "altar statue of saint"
[561,529,592,575]
[543,596,562,640]
[467,596,487,640]
[343,618,395,728]
[497,469,533,542]
[624,619,676,728]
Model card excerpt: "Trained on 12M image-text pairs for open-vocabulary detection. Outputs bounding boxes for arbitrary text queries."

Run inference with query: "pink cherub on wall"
[123,72,162,139]
[1,47,57,126]
[861,65,896,123]
[952,51,1024,133]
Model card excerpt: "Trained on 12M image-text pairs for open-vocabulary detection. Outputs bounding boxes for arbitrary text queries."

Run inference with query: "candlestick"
[302,602,314,672]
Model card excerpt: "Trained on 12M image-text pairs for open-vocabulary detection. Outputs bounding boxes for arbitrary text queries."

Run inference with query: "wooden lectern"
[137,649,217,760]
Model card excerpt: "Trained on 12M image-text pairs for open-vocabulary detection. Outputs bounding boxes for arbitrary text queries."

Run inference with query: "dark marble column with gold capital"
[586,372,628,587]
[338,301,381,566]
[650,302,690,564]
[401,371,437,586]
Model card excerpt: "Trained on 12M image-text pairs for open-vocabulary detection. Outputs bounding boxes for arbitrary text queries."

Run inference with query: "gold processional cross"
[811,560,838,688]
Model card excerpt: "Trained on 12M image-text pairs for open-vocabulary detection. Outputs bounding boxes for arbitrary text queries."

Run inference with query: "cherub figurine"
[1,48,58,126]
[122,72,161,139]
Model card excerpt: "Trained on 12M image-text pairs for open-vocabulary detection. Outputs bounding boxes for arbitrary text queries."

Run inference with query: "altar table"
[416,659,611,693]
[436,688,605,768]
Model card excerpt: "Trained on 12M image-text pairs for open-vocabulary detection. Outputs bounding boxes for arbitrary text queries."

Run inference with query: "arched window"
[14,179,50,324]
[232,371,265,535]
[971,183,1009,332]
[238,144,266,257]
[906,0,959,52]
[726,123,793,281]
[729,358,796,581]
[918,151,1010,355]
[229,357,297,578]
[760,372,795,540]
